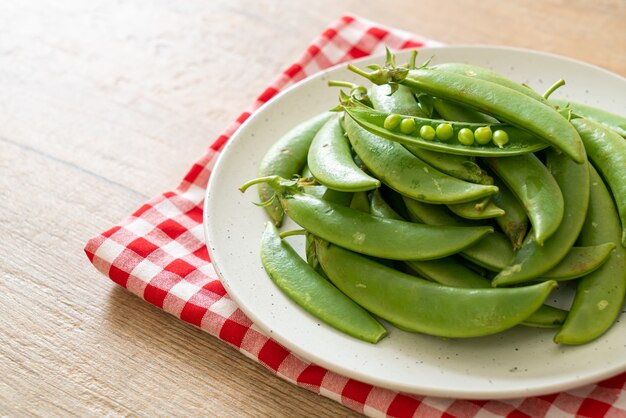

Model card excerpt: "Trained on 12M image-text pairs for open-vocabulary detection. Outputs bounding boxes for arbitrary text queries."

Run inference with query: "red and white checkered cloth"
[85,15,626,418]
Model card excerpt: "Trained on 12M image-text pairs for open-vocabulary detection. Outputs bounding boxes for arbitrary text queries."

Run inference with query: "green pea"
[435,123,453,141]
[419,125,436,140]
[474,126,493,144]
[457,128,475,145]
[493,130,509,148]
[400,118,417,134]
[383,113,402,130]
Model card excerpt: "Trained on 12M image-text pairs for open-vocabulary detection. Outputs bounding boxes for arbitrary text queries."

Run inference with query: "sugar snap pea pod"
[258,112,333,226]
[349,63,585,162]
[550,98,626,137]
[431,97,498,124]
[571,118,626,246]
[447,199,505,220]
[492,149,588,286]
[489,176,530,249]
[542,243,616,281]
[261,223,387,343]
[370,189,404,220]
[307,114,380,192]
[315,238,556,338]
[402,196,514,271]
[344,106,548,157]
[369,84,427,117]
[368,86,493,185]
[554,166,626,345]
[485,153,564,246]
[405,257,567,328]
[344,116,498,204]
[242,176,493,260]
[432,62,548,104]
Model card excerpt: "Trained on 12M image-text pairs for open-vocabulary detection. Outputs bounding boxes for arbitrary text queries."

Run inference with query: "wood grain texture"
[0,0,624,416]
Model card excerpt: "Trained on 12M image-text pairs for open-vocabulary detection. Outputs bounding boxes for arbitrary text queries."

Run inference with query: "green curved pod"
[315,239,556,338]
[344,116,498,204]
[493,149,589,286]
[572,118,626,246]
[344,106,548,157]
[405,257,567,329]
[485,153,564,246]
[433,62,547,104]
[261,223,386,343]
[283,191,492,261]
[554,166,626,345]
[258,112,333,226]
[307,114,380,192]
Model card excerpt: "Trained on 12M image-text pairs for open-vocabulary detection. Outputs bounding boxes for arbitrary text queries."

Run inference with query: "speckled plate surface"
[204,46,626,399]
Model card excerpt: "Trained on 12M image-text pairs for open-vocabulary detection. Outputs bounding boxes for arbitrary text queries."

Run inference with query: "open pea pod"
[261,223,387,343]
[343,116,499,204]
[315,238,556,338]
[343,106,548,157]
[368,84,493,185]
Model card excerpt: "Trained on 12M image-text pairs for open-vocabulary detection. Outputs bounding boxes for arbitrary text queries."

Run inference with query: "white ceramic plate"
[204,46,626,399]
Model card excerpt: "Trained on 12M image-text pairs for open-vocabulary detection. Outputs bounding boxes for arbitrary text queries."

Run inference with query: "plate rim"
[204,45,626,399]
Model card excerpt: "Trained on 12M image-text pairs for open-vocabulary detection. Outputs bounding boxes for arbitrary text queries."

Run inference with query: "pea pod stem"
[542,79,566,100]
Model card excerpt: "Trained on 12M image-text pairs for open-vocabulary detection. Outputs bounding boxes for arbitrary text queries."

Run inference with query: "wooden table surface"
[1,0,624,416]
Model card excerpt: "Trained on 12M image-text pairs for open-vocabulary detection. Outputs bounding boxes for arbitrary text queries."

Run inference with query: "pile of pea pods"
[240,49,626,345]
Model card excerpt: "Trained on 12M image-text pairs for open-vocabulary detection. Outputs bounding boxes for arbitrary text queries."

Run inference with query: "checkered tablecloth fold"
[85,14,626,418]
